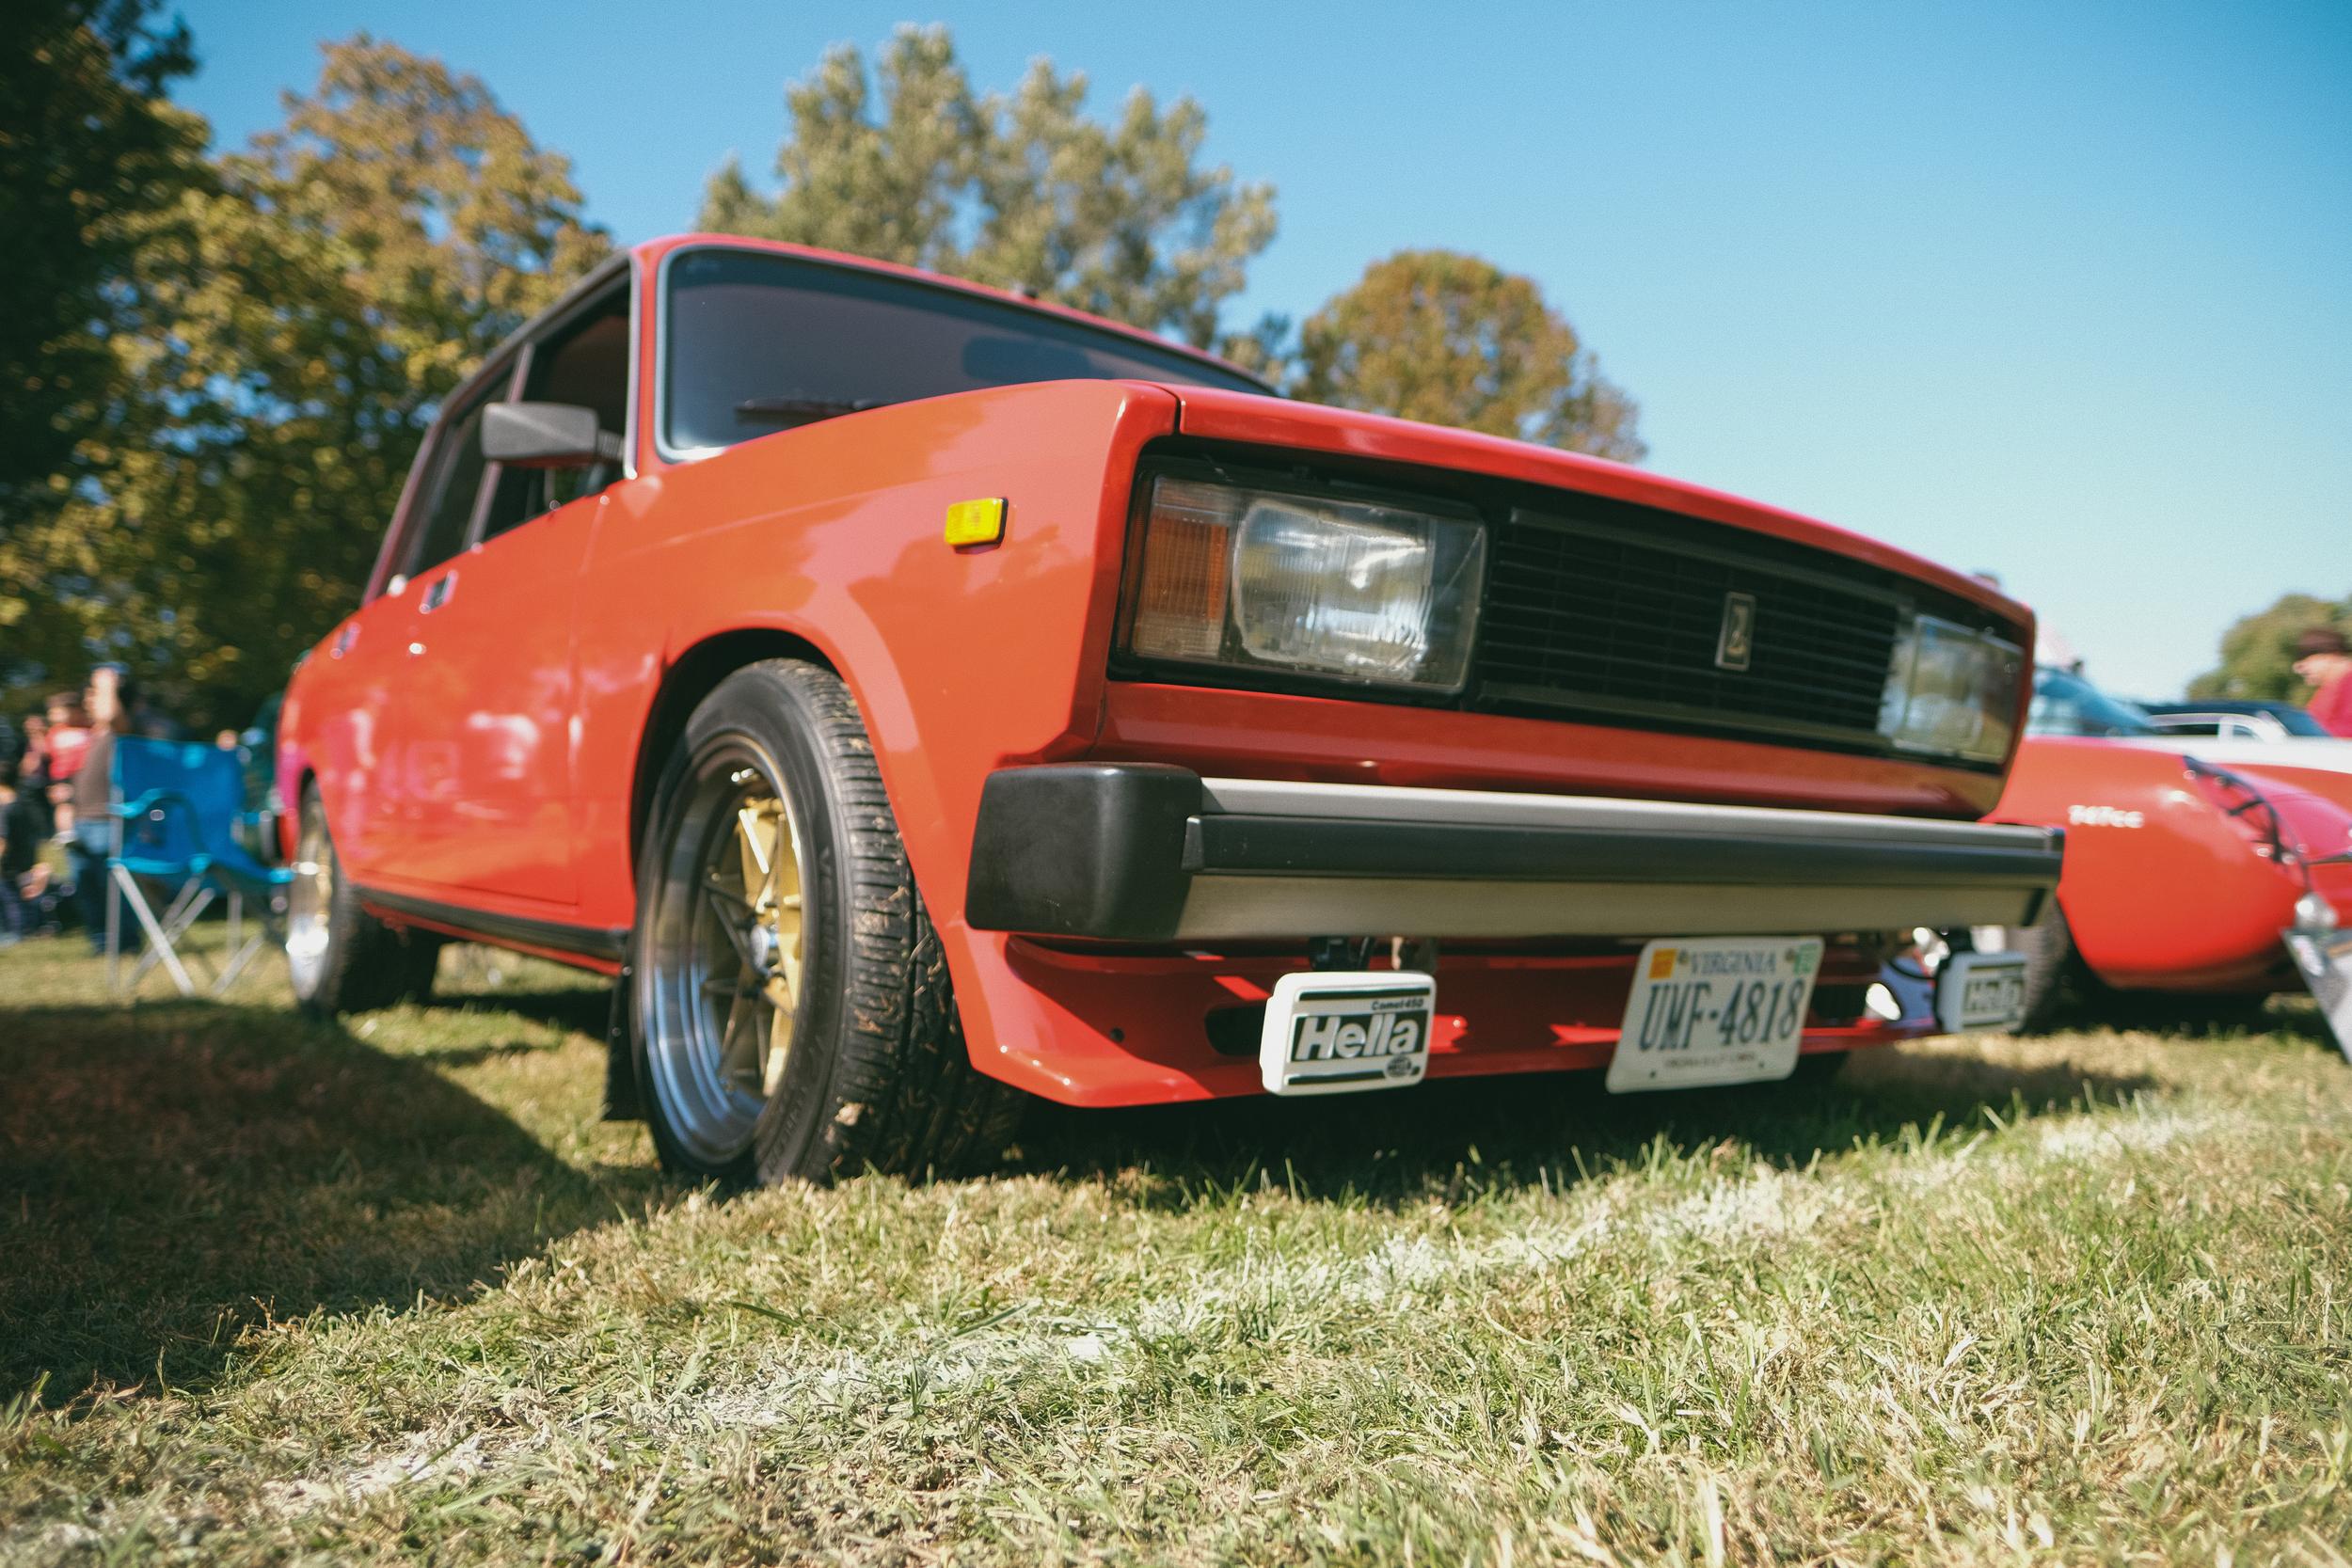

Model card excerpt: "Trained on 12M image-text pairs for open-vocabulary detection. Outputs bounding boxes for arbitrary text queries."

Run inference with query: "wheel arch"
[628,627,838,871]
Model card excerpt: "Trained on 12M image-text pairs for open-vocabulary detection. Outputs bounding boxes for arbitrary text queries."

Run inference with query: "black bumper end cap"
[965,764,1201,942]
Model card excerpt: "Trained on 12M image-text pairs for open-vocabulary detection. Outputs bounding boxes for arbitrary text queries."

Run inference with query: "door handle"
[420,571,457,612]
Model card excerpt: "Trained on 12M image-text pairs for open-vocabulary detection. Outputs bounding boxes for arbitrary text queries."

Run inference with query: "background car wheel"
[286,785,440,1016]
[632,658,1024,1185]
[1976,906,2080,1034]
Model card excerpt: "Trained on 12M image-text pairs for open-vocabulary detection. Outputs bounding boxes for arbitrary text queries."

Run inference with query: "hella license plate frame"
[1259,971,1436,1096]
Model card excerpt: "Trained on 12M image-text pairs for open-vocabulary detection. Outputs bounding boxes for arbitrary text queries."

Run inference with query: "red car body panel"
[1994,736,2352,992]
[280,233,2050,1107]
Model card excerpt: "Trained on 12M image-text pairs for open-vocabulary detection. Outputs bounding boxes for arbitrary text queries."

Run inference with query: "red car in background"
[1981,667,2352,1034]
[277,233,2064,1184]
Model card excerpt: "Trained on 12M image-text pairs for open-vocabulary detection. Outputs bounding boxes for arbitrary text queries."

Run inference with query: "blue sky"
[175,0,2350,698]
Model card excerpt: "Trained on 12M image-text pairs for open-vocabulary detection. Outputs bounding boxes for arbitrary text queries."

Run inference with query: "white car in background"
[2140,700,2334,743]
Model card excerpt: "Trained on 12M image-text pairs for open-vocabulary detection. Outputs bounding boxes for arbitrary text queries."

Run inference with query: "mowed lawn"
[3,934,2350,1566]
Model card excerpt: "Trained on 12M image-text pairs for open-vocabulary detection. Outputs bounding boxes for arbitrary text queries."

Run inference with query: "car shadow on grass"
[424,982,613,1040]
[1009,1045,2163,1211]
[0,1000,650,1403]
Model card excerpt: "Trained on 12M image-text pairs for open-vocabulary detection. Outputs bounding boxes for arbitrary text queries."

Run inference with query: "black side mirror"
[481,402,623,468]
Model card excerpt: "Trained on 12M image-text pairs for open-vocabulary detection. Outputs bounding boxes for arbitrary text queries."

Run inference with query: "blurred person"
[215,729,240,751]
[67,666,138,955]
[43,694,88,835]
[0,779,27,945]
[14,711,55,842]
[2296,626,2352,737]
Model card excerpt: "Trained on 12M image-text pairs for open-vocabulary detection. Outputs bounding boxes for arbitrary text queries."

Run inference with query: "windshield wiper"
[734,395,884,424]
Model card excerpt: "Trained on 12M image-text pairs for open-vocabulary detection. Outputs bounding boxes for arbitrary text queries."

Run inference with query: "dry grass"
[3,932,2349,1565]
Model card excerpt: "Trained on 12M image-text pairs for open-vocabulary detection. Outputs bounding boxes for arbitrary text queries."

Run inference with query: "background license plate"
[1936,951,2028,1032]
[1607,936,1822,1093]
[1259,971,1435,1096]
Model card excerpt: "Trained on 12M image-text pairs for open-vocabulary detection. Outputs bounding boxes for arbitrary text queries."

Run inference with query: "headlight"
[1124,475,1487,691]
[1879,614,2025,763]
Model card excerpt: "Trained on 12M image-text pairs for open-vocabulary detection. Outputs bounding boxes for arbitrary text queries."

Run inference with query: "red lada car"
[279,234,2064,1183]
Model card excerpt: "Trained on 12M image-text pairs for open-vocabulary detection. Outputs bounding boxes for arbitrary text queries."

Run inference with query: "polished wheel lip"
[286,802,334,996]
[644,735,813,1167]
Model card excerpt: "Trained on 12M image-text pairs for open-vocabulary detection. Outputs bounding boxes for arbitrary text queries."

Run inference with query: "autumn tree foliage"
[1296,250,1644,463]
[702,24,1277,352]
[0,0,199,549]
[1,38,607,727]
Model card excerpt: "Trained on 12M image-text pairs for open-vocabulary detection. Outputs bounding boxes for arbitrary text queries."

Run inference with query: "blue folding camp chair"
[106,736,293,998]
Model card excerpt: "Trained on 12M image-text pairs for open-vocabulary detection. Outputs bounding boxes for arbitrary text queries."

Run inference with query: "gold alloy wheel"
[644,741,820,1168]
[704,779,807,1099]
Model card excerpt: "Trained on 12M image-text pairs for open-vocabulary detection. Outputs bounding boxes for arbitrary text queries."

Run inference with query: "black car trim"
[356,884,629,966]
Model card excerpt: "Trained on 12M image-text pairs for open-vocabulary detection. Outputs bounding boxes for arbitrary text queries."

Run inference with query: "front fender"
[569,378,1182,931]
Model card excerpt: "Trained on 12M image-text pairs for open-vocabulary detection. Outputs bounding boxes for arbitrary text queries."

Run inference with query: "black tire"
[1999,906,2080,1035]
[286,784,440,1016]
[632,658,1023,1185]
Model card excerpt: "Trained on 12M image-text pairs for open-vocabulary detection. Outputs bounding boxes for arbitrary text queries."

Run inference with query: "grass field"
[3,932,2350,1566]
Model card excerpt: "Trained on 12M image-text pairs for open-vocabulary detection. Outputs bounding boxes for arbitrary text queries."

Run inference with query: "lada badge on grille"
[1715,591,1757,672]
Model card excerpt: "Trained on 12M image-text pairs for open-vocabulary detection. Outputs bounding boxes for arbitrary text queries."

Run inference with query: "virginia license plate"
[1259,971,1435,1096]
[1607,936,1822,1093]
[1935,950,2029,1033]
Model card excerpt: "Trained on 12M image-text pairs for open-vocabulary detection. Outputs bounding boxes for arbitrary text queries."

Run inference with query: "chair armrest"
[112,789,210,855]
[115,787,193,819]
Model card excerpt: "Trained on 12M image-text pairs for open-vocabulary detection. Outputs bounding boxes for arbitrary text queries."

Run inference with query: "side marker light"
[945,497,1007,549]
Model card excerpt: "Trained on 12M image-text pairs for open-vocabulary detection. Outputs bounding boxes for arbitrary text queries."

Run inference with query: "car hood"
[1158,385,2031,632]
[2111,736,2352,822]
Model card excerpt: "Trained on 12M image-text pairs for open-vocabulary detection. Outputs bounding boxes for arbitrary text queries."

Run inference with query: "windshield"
[660,248,1270,457]
[2027,667,2158,737]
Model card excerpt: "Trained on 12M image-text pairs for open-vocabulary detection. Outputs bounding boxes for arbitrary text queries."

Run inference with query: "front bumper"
[964,766,2064,942]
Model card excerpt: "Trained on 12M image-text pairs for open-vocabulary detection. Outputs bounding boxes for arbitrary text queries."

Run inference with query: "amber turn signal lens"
[944,497,1007,548]
[1129,481,1234,662]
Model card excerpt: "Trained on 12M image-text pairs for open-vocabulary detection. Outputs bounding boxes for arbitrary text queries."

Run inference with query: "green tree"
[2187,590,2352,702]
[0,0,199,550]
[1295,249,1645,462]
[702,24,1276,349]
[0,37,608,729]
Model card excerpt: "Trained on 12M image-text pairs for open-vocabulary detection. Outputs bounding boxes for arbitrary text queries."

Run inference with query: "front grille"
[1475,510,1908,747]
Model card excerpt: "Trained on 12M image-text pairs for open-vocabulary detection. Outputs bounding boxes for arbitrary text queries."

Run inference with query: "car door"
[295,562,421,885]
[381,284,631,910]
